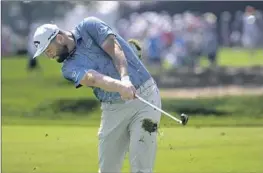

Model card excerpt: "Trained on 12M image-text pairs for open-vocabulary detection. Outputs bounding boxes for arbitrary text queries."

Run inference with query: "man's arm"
[81,17,136,99]
[62,64,134,100]
[79,69,123,92]
[101,35,129,79]
[83,17,129,80]
[79,69,134,99]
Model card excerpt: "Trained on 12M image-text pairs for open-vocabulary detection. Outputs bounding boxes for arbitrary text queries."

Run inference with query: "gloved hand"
[119,76,136,100]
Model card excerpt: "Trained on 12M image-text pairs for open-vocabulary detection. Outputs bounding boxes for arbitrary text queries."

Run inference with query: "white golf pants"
[98,78,162,173]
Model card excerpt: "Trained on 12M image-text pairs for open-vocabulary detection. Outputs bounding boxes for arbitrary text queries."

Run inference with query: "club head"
[180,114,189,126]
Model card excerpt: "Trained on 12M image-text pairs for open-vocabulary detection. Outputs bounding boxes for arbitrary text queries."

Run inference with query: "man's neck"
[65,31,76,54]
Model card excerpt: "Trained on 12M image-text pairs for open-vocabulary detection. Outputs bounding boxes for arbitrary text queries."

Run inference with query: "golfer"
[32,17,161,173]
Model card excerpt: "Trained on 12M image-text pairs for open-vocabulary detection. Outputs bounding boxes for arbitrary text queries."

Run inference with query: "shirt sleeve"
[83,17,116,47]
[62,66,88,88]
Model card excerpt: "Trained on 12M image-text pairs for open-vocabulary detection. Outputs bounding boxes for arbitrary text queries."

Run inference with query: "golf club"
[135,94,189,126]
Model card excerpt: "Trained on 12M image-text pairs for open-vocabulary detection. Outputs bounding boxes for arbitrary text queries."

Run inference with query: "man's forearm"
[112,39,129,78]
[102,35,129,79]
[80,70,123,93]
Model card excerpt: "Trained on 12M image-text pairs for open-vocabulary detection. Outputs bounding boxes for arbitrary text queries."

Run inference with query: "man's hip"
[101,77,158,110]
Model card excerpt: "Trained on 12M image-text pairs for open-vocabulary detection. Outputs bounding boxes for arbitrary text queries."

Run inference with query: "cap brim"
[33,30,59,59]
[33,48,44,59]
[33,41,51,59]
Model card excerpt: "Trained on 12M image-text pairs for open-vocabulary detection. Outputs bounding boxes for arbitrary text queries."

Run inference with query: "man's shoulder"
[77,17,102,27]
[61,60,70,73]
[60,60,79,82]
[83,16,103,23]
[73,16,103,35]
[61,58,77,73]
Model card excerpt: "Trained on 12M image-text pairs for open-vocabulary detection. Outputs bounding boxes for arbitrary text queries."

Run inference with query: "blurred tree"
[1,1,96,36]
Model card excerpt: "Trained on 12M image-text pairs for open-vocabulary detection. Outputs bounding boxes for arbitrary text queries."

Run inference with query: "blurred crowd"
[117,6,263,69]
[2,2,263,71]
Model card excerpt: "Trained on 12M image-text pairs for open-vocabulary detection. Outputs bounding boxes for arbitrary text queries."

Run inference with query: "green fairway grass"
[199,48,263,67]
[2,125,263,173]
[2,48,263,173]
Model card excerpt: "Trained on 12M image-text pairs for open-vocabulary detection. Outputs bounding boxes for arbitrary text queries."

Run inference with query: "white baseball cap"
[33,24,60,58]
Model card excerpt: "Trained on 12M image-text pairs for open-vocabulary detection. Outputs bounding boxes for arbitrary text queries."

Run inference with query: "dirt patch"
[160,86,263,99]
[141,118,158,134]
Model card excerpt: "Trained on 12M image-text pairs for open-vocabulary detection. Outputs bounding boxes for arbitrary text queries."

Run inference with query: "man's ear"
[55,34,64,44]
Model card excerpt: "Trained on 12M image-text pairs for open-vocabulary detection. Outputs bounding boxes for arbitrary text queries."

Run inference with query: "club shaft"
[135,94,182,124]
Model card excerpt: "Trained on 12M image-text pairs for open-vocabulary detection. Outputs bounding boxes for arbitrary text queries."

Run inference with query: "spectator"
[242,6,261,58]
[202,13,219,68]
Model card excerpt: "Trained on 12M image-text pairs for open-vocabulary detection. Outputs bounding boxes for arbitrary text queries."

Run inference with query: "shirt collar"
[71,29,82,45]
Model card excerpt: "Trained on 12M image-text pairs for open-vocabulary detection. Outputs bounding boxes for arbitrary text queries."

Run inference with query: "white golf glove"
[119,76,136,100]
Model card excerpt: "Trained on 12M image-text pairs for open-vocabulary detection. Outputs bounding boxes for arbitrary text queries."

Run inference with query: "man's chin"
[56,55,68,63]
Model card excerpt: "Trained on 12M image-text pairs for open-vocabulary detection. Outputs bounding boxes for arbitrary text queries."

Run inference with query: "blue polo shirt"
[62,17,151,102]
